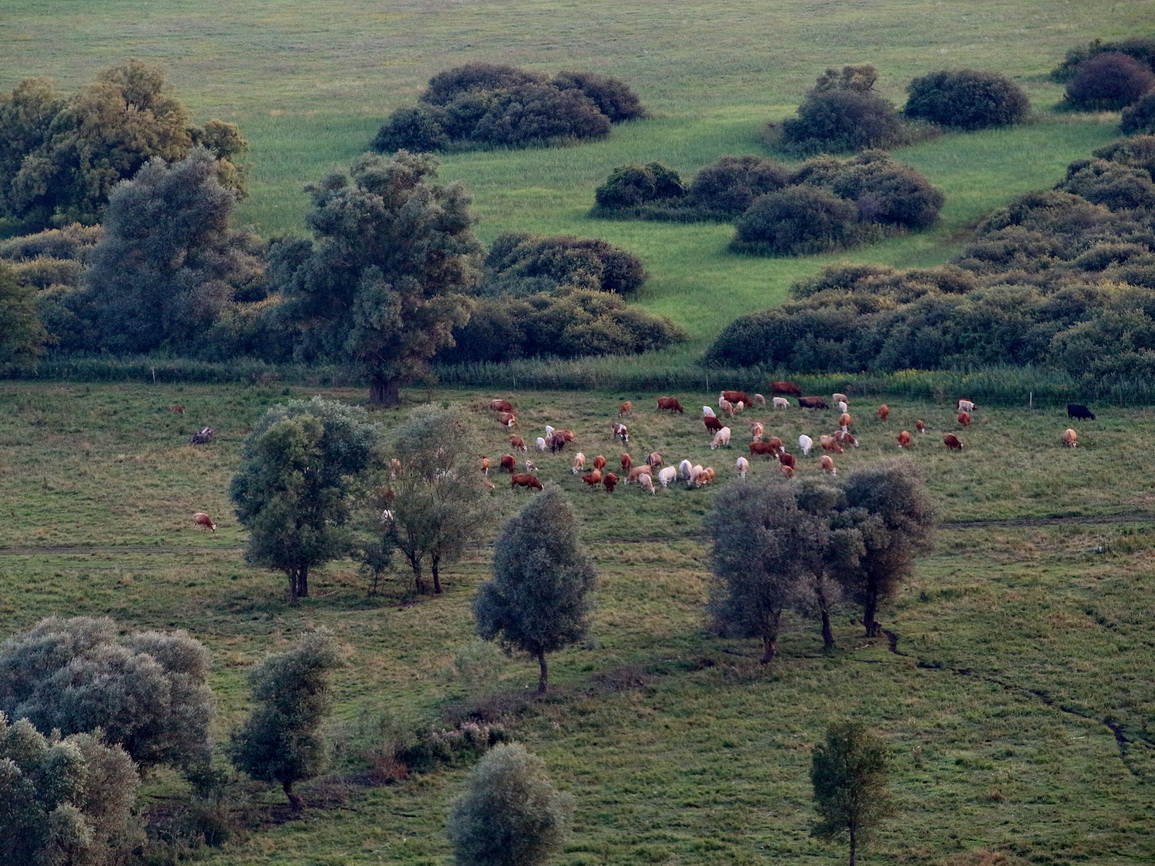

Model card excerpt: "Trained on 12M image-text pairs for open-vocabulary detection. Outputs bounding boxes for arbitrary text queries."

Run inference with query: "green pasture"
[0,380,1153,864]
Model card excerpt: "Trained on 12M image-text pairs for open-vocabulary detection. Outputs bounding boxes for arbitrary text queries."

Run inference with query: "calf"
[1067,403,1096,421]
[915,419,926,434]
[638,473,656,494]
[772,396,791,410]
[168,404,185,415]
[498,412,517,428]
[509,434,527,452]
[957,399,976,413]
[620,452,632,472]
[820,455,838,475]
[571,452,586,474]
[778,452,796,471]
[819,434,844,454]
[593,454,607,471]
[646,451,664,469]
[710,426,732,450]
[190,426,214,445]
[832,393,848,406]
[658,465,678,487]
[798,434,813,456]
[736,456,750,478]
[704,415,724,433]
[749,421,764,441]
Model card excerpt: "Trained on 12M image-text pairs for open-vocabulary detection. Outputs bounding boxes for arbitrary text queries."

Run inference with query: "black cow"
[1067,404,1096,421]
[799,396,829,410]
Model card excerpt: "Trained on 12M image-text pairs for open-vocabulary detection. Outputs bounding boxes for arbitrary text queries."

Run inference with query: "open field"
[4,1,1154,346]
[1,380,1153,864]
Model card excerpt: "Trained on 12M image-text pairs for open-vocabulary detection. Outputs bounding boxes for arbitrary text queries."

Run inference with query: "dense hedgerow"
[705,136,1155,386]
[1050,38,1155,83]
[372,62,644,153]
[1063,53,1155,111]
[903,69,1030,131]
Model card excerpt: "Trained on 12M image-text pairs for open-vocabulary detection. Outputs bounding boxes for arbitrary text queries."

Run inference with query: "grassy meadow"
[1,380,1154,865]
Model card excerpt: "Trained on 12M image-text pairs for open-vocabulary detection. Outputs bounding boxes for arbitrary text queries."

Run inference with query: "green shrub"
[1058,159,1155,210]
[551,71,646,122]
[827,153,944,229]
[732,186,859,256]
[779,88,907,154]
[470,83,611,146]
[1121,91,1155,134]
[421,63,545,106]
[592,161,686,212]
[1093,135,1155,179]
[1063,52,1155,111]
[483,232,647,295]
[1050,37,1155,83]
[685,155,791,218]
[903,69,1030,130]
[371,104,451,153]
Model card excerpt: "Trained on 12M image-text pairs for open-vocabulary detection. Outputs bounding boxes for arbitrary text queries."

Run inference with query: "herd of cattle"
[481,385,1098,496]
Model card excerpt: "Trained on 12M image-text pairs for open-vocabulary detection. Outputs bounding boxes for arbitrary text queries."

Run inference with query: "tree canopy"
[269,150,481,405]
[811,721,895,866]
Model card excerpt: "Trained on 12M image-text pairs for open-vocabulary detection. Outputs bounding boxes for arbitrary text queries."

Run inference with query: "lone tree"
[447,742,571,866]
[269,150,481,405]
[811,721,895,866]
[473,487,596,693]
[228,631,341,810]
[0,615,213,770]
[376,404,496,594]
[0,713,143,866]
[230,396,379,603]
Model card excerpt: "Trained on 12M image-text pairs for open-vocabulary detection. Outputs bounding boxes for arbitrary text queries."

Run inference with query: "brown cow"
[749,441,777,458]
[657,396,684,414]
[646,451,663,468]
[799,396,829,410]
[943,433,965,451]
[618,400,632,417]
[611,422,629,443]
[509,434,527,452]
[820,455,838,475]
[819,434,844,454]
[778,452,796,471]
[490,399,514,413]
[721,390,753,408]
[770,380,803,397]
[498,412,517,428]
[499,454,517,473]
[620,452,632,472]
[603,472,619,493]
[582,469,603,488]
[897,430,912,449]
[958,411,971,427]
[193,512,216,532]
[627,464,653,483]
[916,419,927,434]
[704,415,724,433]
[168,404,185,415]
[1061,428,1078,448]
[511,473,543,491]
[593,455,607,471]
[876,404,889,422]
[833,430,857,448]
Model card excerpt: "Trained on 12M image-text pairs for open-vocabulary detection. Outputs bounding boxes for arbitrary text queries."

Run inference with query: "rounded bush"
[594,162,686,210]
[686,155,791,217]
[733,186,859,256]
[371,104,451,153]
[1064,53,1155,111]
[421,63,545,106]
[780,89,906,153]
[903,69,1030,130]
[470,83,611,146]
[1060,159,1155,211]
[830,157,945,229]
[1121,91,1155,134]
[552,71,646,122]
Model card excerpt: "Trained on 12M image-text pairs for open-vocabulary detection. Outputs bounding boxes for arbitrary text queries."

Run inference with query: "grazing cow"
[638,472,656,494]
[627,465,653,483]
[1067,403,1096,421]
[524,459,537,473]
[687,465,705,487]
[749,441,778,458]
[732,401,746,415]
[832,393,848,406]
[772,396,791,410]
[819,434,844,454]
[658,465,678,487]
[834,430,858,448]
[770,380,803,397]
[820,455,838,475]
[593,454,607,471]
[695,467,716,488]
[168,404,185,415]
[838,412,852,430]
[190,426,214,445]
[571,452,586,474]
[778,452,796,471]
[765,436,783,454]
[535,436,548,452]
[721,390,753,408]
[876,404,889,422]
[781,463,794,479]
[799,396,829,410]
[704,415,724,433]
[603,472,619,493]
[646,451,663,469]
[509,435,527,452]
[678,459,693,480]
[957,399,976,413]
[798,434,813,456]
[711,426,732,450]
[481,456,491,474]
[958,411,971,427]
[490,399,514,414]
[582,469,603,488]
[752,394,766,406]
[916,419,926,434]
[837,401,848,414]
[719,398,734,417]
[897,430,912,449]
[702,405,717,418]
[618,400,632,417]
[550,433,569,453]
[500,454,517,473]
[657,396,685,414]
[750,421,764,441]
[611,422,630,444]
[1061,428,1078,448]
[620,453,632,472]
[511,473,543,491]
[193,512,216,532]
[736,456,750,478]
[943,433,965,451]
[498,412,517,428]
[545,425,555,439]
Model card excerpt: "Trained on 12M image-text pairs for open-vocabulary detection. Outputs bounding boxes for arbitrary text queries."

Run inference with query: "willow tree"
[270,150,481,405]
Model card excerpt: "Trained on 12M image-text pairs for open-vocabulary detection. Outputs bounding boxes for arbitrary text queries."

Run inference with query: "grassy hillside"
[3,1,1153,344]
[0,380,1153,865]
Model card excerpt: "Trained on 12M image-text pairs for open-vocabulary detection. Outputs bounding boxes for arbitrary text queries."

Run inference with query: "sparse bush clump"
[1063,52,1155,111]
[372,62,645,153]
[903,69,1030,130]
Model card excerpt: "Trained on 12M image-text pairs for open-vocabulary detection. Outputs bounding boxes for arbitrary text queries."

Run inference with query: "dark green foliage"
[732,186,859,256]
[685,155,791,218]
[903,69,1030,130]
[228,631,341,810]
[1058,159,1155,211]
[0,262,47,367]
[230,397,379,602]
[811,721,895,866]
[1063,52,1155,111]
[1051,37,1155,83]
[79,147,265,355]
[473,487,596,693]
[371,104,451,154]
[377,405,496,594]
[421,63,546,106]
[551,71,647,122]
[778,68,908,154]
[0,616,213,770]
[1121,91,1155,134]
[591,162,686,214]
[470,83,611,146]
[447,742,571,866]
[0,60,246,233]
[395,722,509,774]
[483,232,647,295]
[269,150,481,405]
[826,152,944,229]
[0,714,143,866]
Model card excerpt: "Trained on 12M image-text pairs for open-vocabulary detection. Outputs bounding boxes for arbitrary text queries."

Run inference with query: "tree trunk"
[431,553,442,594]
[298,564,309,599]
[848,822,857,866]
[536,649,548,694]
[369,376,401,407]
[410,559,426,594]
[863,590,880,637]
[283,779,303,811]
[816,581,836,651]
[760,610,781,664]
